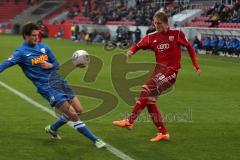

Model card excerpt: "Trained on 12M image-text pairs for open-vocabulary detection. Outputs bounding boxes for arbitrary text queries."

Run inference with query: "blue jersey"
[0,42,74,107]
[210,38,218,48]
[6,42,59,87]
[202,38,211,47]
[217,39,225,49]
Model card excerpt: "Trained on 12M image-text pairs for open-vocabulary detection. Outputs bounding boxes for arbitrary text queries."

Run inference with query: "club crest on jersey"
[50,96,55,102]
[40,48,46,53]
[169,36,174,41]
[31,54,48,65]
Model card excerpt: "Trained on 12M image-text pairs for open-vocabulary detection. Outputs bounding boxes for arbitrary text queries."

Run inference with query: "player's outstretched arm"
[177,30,201,76]
[186,45,201,76]
[0,61,14,73]
[126,34,150,62]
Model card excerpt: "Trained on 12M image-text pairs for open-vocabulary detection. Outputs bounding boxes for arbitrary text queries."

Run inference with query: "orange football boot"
[113,119,133,129]
[150,132,170,142]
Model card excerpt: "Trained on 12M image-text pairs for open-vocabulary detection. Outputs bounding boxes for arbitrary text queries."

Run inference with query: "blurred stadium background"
[0,0,240,57]
[0,0,240,160]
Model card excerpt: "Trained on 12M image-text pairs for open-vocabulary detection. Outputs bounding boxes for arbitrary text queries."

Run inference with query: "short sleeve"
[8,50,22,64]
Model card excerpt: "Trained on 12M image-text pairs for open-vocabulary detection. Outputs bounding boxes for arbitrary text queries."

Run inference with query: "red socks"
[128,98,148,124]
[147,103,167,134]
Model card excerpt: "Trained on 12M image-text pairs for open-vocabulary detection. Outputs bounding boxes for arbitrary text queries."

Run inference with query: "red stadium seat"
[0,1,28,22]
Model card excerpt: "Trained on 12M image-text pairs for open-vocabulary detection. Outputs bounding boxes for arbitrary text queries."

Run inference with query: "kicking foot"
[150,132,170,142]
[45,125,61,140]
[95,139,106,149]
[112,119,133,129]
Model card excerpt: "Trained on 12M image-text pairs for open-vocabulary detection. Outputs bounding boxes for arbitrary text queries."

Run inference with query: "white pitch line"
[0,80,135,160]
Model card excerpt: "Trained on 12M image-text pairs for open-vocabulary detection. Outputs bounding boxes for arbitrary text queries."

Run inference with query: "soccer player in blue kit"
[0,22,106,148]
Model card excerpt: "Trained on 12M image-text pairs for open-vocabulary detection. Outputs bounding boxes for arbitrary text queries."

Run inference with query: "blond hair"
[153,11,168,24]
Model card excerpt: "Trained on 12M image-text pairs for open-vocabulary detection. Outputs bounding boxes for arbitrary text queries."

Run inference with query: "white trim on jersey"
[148,31,158,35]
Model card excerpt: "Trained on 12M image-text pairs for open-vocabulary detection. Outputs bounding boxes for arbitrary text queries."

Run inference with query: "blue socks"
[73,121,98,142]
[50,116,98,143]
[50,115,68,132]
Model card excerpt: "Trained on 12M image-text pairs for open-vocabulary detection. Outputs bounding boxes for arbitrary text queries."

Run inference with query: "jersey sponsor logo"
[157,43,170,50]
[169,36,174,41]
[31,54,48,65]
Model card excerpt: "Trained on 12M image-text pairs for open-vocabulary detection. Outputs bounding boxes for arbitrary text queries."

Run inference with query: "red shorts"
[143,64,178,98]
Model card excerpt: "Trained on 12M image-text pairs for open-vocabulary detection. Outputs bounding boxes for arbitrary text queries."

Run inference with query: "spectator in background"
[210,36,218,54]
[73,1,80,15]
[79,29,87,41]
[230,38,239,56]
[146,25,155,35]
[209,12,219,27]
[56,27,64,40]
[217,36,226,55]
[82,0,91,17]
[193,36,202,54]
[202,36,211,54]
[103,32,111,43]
[66,3,75,19]
[233,0,240,13]
[84,32,92,45]
[225,37,232,56]
[127,30,134,44]
[92,30,104,43]
[219,6,231,22]
[37,21,48,42]
[74,24,80,41]
[71,24,75,41]
[134,26,141,44]
[236,40,240,57]
[116,26,123,43]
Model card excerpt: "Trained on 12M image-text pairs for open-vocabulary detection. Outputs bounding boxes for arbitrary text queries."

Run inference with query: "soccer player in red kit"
[113,11,201,142]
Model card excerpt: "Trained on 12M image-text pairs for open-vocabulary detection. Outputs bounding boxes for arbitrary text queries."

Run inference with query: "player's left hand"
[40,61,53,69]
[194,67,201,76]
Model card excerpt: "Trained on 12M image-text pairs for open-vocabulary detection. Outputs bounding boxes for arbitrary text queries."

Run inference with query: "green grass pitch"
[0,35,239,160]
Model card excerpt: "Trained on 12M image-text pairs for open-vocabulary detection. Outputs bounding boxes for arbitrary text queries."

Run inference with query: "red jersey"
[130,28,199,71]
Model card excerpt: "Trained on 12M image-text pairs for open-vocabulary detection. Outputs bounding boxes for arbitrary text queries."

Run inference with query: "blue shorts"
[37,79,75,107]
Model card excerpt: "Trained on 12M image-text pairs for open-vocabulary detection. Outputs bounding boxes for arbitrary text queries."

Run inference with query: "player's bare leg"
[68,96,84,115]
[45,102,78,139]
[62,99,106,148]
[46,101,106,148]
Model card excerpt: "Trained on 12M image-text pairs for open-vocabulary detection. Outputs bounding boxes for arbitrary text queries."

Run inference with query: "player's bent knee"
[76,108,83,115]
[141,85,150,92]
[147,97,157,104]
[68,113,79,122]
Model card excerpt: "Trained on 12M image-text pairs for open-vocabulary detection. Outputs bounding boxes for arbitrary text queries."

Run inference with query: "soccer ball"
[72,50,90,68]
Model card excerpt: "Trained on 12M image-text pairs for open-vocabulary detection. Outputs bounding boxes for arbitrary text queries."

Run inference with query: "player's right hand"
[194,67,201,76]
[40,61,53,69]
[126,51,133,62]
